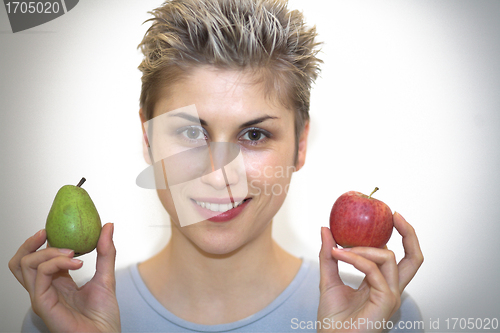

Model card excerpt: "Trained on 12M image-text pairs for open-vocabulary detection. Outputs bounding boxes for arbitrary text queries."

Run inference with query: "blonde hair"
[138,0,322,161]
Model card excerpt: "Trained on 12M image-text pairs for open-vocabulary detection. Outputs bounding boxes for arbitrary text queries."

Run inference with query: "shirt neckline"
[129,258,310,332]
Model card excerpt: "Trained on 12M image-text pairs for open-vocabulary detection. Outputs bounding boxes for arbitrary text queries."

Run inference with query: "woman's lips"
[191,198,251,222]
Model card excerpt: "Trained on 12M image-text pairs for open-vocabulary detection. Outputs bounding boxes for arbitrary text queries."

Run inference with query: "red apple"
[330,188,393,248]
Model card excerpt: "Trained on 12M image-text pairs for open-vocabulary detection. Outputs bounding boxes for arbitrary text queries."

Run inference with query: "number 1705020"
[5,2,60,14]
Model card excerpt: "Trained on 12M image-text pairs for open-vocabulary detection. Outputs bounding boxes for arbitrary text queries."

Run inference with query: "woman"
[10,0,424,332]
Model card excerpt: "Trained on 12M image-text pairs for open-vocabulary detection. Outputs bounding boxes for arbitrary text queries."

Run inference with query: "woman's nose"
[200,142,243,190]
[200,168,230,190]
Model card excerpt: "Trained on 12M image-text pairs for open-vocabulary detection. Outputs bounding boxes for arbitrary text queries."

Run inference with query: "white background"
[1,1,499,332]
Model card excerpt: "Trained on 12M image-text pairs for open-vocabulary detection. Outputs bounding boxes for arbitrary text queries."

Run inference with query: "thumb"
[94,223,116,290]
[319,227,343,293]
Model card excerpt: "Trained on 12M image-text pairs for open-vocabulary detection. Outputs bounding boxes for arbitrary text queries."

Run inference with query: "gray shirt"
[22,259,423,332]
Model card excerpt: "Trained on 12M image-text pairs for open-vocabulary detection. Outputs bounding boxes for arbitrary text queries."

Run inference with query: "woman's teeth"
[194,200,245,213]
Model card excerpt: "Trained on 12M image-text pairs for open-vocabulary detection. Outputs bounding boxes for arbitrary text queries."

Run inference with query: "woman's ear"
[295,121,309,172]
[139,108,152,165]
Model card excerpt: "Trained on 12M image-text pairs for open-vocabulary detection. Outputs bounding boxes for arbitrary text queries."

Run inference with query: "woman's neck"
[138,221,302,325]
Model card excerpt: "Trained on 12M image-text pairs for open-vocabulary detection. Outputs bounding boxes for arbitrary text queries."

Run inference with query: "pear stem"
[368,187,379,199]
[76,177,86,187]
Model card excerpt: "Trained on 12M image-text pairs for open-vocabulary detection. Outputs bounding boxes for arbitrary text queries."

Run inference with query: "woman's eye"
[181,127,206,140]
[240,128,269,144]
[246,130,262,141]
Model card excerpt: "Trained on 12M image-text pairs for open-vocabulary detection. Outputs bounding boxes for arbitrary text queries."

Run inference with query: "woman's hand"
[317,212,423,333]
[9,223,121,332]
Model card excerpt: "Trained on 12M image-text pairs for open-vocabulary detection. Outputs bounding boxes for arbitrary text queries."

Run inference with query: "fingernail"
[58,248,73,255]
[71,259,83,264]
[33,229,43,237]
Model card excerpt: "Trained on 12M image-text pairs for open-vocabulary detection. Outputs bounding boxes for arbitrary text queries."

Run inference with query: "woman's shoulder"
[114,264,134,287]
[114,264,148,306]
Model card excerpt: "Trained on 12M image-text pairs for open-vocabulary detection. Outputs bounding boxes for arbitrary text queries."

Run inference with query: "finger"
[319,227,343,293]
[8,229,46,287]
[342,247,399,297]
[34,256,83,310]
[20,247,75,294]
[393,212,424,292]
[93,223,117,291]
[330,248,393,298]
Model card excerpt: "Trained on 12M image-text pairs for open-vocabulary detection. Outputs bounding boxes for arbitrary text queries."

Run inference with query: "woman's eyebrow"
[169,112,278,128]
[169,112,208,126]
[239,115,279,128]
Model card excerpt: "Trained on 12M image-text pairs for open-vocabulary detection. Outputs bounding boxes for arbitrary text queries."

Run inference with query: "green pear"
[45,178,102,256]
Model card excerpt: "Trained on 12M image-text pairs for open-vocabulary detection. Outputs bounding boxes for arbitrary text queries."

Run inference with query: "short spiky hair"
[138,0,322,162]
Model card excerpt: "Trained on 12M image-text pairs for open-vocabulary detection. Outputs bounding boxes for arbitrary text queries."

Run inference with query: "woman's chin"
[199,245,241,256]
[196,233,247,256]
[181,225,251,256]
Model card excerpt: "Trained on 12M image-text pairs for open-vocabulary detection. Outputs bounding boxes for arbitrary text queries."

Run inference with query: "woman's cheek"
[245,160,293,199]
[156,188,179,222]
[249,179,262,196]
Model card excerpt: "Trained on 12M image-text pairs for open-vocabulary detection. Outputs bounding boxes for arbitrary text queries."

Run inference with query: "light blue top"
[22,259,423,332]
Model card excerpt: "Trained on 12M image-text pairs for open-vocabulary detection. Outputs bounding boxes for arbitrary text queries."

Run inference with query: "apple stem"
[76,177,86,187]
[369,187,379,199]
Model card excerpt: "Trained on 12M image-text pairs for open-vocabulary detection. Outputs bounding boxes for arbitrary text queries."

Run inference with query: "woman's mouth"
[190,198,251,222]
[193,199,246,213]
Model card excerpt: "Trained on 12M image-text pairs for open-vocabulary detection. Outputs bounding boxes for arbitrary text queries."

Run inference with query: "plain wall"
[1,1,499,332]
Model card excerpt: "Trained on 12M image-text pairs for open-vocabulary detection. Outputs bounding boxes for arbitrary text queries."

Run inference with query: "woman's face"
[143,66,308,255]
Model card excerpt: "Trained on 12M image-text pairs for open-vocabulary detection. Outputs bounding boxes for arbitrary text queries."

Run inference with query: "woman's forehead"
[153,67,294,119]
